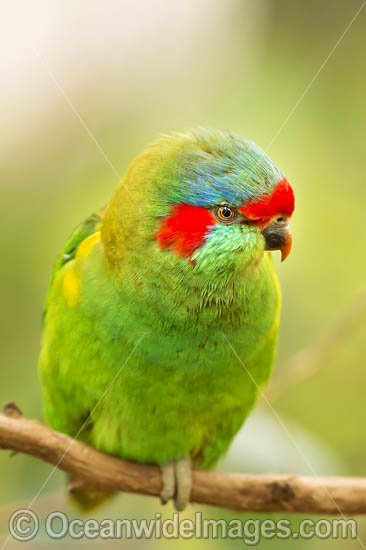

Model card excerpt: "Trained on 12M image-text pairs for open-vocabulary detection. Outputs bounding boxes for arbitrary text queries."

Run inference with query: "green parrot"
[39,128,294,510]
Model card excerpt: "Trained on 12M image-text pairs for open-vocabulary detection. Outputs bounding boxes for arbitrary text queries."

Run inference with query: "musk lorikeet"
[39,128,294,510]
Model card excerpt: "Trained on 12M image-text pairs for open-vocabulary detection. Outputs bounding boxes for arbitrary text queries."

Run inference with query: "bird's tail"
[68,479,116,511]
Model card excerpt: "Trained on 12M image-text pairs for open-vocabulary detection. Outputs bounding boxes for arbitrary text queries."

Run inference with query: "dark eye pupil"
[221,207,232,218]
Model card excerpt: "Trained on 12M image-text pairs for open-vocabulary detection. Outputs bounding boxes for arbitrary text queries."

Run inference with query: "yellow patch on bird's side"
[62,267,81,308]
[76,231,101,259]
[268,271,282,340]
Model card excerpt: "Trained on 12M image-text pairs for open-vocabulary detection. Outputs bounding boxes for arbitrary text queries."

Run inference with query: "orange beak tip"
[280,232,292,262]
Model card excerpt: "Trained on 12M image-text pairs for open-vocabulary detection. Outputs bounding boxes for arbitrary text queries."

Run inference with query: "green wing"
[43,207,106,321]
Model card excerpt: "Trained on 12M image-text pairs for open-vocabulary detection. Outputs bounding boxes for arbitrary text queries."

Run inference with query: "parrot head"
[103,128,294,279]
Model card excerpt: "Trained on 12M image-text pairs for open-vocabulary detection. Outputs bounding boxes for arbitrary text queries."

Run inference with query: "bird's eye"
[216,205,236,222]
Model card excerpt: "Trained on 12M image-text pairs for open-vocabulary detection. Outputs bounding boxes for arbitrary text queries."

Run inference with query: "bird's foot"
[160,457,192,511]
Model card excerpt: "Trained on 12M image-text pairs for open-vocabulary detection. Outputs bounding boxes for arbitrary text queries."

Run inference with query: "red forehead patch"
[156,204,216,258]
[239,178,294,221]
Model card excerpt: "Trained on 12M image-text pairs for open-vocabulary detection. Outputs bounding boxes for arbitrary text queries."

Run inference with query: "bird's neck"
[109,247,269,329]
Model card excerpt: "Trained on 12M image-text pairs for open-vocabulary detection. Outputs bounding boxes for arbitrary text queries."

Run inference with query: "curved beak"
[262,222,292,262]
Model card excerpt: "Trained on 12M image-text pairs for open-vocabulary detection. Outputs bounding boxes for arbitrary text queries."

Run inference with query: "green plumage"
[39,129,283,475]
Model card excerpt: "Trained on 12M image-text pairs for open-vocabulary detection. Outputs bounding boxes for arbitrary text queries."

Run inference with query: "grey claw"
[160,458,192,510]
[160,462,175,505]
[174,457,192,511]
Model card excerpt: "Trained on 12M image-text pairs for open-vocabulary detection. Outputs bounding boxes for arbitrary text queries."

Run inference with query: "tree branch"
[1,404,366,515]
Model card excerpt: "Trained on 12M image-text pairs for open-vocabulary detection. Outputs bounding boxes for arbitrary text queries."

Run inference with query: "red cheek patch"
[239,178,294,224]
[156,204,217,258]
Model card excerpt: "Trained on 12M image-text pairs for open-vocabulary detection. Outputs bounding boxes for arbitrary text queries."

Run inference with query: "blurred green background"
[1,0,366,547]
